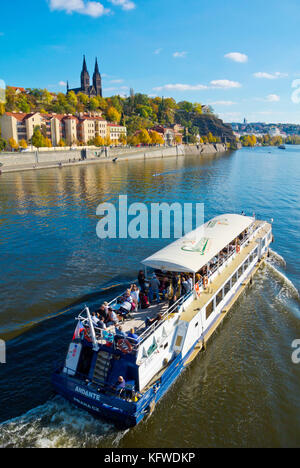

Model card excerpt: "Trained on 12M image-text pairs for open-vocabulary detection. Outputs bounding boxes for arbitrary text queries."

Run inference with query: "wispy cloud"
[266,94,280,102]
[154,83,208,92]
[154,79,241,92]
[210,80,242,89]
[154,48,162,55]
[225,52,248,63]
[110,79,124,84]
[173,51,187,58]
[49,0,110,18]
[253,72,288,79]
[210,101,237,106]
[59,81,67,86]
[108,0,136,10]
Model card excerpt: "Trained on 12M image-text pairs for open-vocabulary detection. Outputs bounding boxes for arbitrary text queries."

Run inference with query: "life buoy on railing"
[203,277,209,289]
[195,283,201,298]
[236,244,241,254]
[117,339,133,354]
[83,328,92,343]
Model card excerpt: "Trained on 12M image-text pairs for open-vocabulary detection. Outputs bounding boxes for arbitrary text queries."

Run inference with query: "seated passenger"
[114,376,126,394]
[140,291,150,309]
[97,317,106,330]
[106,308,119,326]
[115,325,126,339]
[145,313,163,328]
[97,305,108,322]
[127,328,139,344]
[119,298,133,317]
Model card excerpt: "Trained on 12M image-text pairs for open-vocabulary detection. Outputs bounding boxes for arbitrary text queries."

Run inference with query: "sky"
[1,0,300,123]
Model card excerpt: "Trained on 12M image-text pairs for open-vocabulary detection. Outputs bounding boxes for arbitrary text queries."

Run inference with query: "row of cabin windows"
[205,246,259,320]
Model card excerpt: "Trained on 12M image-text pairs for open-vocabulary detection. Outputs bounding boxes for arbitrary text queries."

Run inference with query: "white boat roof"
[142,214,255,273]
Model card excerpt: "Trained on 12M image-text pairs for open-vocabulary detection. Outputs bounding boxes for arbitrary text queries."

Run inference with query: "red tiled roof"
[108,123,124,127]
[7,86,26,93]
[5,112,29,122]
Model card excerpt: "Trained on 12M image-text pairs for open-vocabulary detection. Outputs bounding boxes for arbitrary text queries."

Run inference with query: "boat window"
[195,322,199,328]
[175,336,183,347]
[216,290,223,306]
[164,343,168,349]
[224,280,231,296]
[244,258,249,269]
[232,272,237,286]
[254,247,258,257]
[238,266,243,278]
[206,300,214,320]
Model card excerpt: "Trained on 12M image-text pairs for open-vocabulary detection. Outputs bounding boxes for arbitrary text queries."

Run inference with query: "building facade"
[0,112,127,146]
[67,56,103,98]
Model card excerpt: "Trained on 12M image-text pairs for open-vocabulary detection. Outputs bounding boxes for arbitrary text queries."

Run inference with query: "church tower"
[81,55,90,92]
[93,58,102,97]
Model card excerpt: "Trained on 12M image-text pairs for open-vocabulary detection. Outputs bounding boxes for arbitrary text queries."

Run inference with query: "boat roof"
[142,214,255,273]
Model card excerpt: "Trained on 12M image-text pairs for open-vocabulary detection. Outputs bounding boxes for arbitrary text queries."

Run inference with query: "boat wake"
[265,260,299,300]
[0,396,124,448]
[268,248,287,268]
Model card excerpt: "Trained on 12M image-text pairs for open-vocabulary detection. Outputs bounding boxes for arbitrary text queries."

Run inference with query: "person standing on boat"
[149,274,160,303]
[131,284,140,311]
[138,270,146,292]
[114,376,126,394]
[91,312,99,326]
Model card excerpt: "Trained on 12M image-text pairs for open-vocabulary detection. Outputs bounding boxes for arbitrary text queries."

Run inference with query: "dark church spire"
[93,57,102,98]
[81,55,90,92]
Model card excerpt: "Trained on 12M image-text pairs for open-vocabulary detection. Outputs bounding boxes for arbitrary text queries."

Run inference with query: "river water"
[0,146,299,448]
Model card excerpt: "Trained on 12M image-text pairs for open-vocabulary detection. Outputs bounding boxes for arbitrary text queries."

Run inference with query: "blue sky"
[1,0,300,123]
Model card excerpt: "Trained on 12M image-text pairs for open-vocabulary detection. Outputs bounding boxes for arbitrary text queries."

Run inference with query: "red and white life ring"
[236,244,241,254]
[195,283,201,298]
[117,339,133,354]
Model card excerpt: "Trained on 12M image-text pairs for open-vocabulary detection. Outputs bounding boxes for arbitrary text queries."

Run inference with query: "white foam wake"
[0,396,120,448]
[265,261,299,300]
[269,248,287,268]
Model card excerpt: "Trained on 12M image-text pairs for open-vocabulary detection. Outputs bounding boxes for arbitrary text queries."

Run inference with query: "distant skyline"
[1,0,300,123]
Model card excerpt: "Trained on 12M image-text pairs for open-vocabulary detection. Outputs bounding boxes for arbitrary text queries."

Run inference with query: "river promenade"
[0,143,228,174]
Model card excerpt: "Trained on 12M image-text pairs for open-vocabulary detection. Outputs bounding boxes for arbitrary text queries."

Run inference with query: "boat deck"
[180,221,271,323]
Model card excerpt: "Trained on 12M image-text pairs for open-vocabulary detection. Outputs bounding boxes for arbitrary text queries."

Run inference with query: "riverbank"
[0,143,228,174]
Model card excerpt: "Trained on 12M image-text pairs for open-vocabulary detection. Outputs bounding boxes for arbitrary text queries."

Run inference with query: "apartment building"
[107,123,127,142]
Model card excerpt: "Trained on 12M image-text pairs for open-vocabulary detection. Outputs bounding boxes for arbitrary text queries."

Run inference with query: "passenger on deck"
[131,284,140,310]
[91,312,99,326]
[149,274,160,303]
[97,305,109,322]
[106,308,119,326]
[140,291,150,309]
[195,273,202,284]
[97,316,106,330]
[168,294,177,308]
[145,313,163,328]
[115,325,126,339]
[159,276,170,300]
[127,328,140,344]
[119,297,133,317]
[138,270,146,292]
[114,376,126,394]
[181,277,191,295]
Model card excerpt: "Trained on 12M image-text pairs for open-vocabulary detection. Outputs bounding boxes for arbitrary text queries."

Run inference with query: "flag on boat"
[73,320,85,340]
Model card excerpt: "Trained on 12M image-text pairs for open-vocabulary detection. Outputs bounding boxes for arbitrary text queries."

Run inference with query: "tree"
[0,138,7,151]
[104,136,112,146]
[58,139,66,147]
[19,139,28,149]
[138,129,151,145]
[44,137,52,148]
[150,130,164,145]
[119,134,127,145]
[67,91,78,108]
[94,135,105,146]
[31,127,45,148]
[107,106,121,123]
[9,137,18,151]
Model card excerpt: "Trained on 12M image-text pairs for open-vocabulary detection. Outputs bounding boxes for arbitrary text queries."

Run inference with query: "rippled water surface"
[0,146,299,447]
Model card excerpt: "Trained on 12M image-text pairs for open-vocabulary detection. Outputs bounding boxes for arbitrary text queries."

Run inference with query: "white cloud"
[225,52,248,63]
[110,79,124,84]
[49,0,110,17]
[154,48,162,55]
[173,51,187,58]
[59,81,67,86]
[210,79,242,89]
[108,0,136,10]
[153,83,208,92]
[210,101,237,106]
[266,94,280,102]
[253,72,288,79]
[154,79,242,92]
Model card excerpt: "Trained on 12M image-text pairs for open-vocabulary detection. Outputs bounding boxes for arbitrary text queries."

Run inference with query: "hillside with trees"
[0,87,236,147]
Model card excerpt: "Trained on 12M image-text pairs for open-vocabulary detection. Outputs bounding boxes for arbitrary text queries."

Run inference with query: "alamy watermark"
[291,340,300,364]
[0,339,6,364]
[96,196,205,240]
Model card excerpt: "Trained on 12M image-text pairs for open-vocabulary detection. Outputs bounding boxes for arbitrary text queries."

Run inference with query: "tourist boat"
[52,214,273,427]
[278,145,286,150]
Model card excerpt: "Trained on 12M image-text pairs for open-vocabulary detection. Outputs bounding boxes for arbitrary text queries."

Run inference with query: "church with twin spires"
[67,56,103,98]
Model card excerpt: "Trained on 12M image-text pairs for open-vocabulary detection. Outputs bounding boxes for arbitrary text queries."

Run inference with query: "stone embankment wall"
[0,143,229,173]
